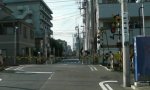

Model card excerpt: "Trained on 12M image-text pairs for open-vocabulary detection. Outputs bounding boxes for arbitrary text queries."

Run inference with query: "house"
[0,2,34,65]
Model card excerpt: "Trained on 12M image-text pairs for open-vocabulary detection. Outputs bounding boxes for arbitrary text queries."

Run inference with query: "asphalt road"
[0,59,132,90]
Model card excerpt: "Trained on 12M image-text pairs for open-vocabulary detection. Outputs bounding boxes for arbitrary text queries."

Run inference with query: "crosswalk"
[5,66,24,71]
[88,65,111,72]
[88,65,98,71]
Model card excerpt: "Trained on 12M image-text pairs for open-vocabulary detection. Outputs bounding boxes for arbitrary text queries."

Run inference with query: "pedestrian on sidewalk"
[109,51,114,70]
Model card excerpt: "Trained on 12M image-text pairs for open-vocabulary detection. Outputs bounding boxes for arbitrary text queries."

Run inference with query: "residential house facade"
[3,0,53,58]
[0,2,34,65]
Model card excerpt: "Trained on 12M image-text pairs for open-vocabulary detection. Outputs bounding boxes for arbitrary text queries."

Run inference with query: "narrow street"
[0,59,132,90]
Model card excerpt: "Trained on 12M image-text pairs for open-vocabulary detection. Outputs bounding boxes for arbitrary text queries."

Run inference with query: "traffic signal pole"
[121,0,131,87]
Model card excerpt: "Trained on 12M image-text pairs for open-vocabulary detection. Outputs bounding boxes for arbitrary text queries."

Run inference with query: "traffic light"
[97,35,101,44]
[97,40,100,44]
[111,23,116,33]
[110,14,121,33]
[97,30,101,44]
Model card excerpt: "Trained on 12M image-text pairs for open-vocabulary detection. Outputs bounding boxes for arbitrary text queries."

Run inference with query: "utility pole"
[44,29,47,60]
[136,0,145,36]
[14,26,18,65]
[141,0,145,36]
[120,0,130,87]
[78,26,80,61]
[75,26,80,61]
[91,0,95,64]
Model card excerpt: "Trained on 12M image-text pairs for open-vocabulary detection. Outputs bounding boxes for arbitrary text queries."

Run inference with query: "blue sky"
[44,0,83,49]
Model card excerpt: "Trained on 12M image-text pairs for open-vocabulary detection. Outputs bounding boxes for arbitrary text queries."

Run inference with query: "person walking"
[109,51,114,70]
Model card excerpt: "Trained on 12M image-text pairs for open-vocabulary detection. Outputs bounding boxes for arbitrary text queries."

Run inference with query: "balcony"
[40,7,52,19]
[17,9,32,19]
[98,2,150,19]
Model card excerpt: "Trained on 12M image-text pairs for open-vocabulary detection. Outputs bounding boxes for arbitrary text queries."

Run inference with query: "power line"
[53,14,80,20]
[54,12,79,18]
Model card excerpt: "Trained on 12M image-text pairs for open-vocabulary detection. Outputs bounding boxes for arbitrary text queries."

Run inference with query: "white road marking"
[99,82,108,90]
[105,84,113,90]
[0,78,2,81]
[90,67,94,71]
[48,73,54,79]
[88,65,98,71]
[5,66,25,71]
[99,65,111,71]
[5,67,14,70]
[88,65,94,71]
[91,65,98,71]
[16,71,53,74]
[14,66,24,70]
[99,80,118,90]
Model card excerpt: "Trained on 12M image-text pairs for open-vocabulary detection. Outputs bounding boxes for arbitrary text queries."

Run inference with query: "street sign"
[123,12,129,42]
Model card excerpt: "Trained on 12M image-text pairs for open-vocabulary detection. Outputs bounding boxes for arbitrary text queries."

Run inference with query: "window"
[30,29,34,39]
[0,26,6,35]
[6,27,14,35]
[23,27,27,38]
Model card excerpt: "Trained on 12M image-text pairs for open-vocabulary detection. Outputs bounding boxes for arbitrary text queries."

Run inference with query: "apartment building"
[3,0,53,58]
[96,0,150,54]
[82,0,97,54]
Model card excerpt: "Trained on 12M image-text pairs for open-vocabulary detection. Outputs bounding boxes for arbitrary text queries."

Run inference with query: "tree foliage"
[49,38,63,57]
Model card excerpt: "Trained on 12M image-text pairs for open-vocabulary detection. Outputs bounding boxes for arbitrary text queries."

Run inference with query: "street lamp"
[14,26,18,65]
[136,0,145,36]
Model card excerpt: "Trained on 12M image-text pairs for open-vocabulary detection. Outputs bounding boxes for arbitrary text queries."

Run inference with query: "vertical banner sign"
[123,12,129,42]
[134,36,150,82]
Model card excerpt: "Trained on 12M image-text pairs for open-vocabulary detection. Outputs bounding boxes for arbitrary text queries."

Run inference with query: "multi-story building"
[96,0,150,54]
[83,0,150,55]
[82,0,97,54]
[73,33,83,57]
[0,2,34,65]
[3,0,53,58]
